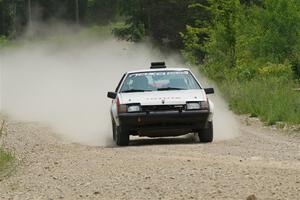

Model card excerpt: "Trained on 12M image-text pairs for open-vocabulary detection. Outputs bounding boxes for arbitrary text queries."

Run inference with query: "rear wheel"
[198,121,213,143]
[116,125,130,146]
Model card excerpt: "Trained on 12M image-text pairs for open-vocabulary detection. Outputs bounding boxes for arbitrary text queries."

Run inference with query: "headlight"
[186,102,201,110]
[186,101,209,110]
[127,105,141,112]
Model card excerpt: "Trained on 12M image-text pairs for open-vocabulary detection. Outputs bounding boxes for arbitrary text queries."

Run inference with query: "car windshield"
[120,70,201,93]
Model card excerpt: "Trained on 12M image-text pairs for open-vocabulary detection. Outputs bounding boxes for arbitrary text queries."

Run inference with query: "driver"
[132,76,151,90]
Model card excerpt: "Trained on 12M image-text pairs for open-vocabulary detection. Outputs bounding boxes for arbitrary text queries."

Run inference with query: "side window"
[115,73,126,92]
[187,73,201,89]
[186,75,194,88]
[123,79,133,90]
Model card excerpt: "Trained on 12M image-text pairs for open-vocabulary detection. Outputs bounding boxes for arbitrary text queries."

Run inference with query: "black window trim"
[115,73,127,92]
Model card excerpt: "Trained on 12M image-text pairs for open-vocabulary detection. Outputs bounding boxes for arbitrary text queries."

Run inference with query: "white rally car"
[107,62,214,146]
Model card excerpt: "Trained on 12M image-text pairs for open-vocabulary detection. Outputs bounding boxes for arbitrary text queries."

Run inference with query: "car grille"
[141,105,184,112]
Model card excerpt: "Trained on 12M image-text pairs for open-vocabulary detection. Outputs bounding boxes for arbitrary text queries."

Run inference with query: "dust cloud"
[191,68,240,140]
[0,30,238,146]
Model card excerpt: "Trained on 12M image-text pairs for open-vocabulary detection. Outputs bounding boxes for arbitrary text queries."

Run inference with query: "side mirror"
[107,92,117,99]
[204,88,214,94]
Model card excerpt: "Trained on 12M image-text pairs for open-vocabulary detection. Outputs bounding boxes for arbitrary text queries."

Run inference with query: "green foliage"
[183,0,300,125]
[180,25,208,64]
[113,0,149,42]
[255,0,300,63]
[238,0,300,75]
[258,63,293,79]
[0,36,9,48]
[116,0,209,48]
[182,0,241,80]
[205,0,241,72]
[112,22,145,42]
[290,55,300,79]
[183,0,300,77]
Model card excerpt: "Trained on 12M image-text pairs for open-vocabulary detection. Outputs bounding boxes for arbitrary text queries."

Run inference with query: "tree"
[27,0,32,27]
[181,0,241,80]
[86,0,118,25]
[115,0,210,48]
[75,0,79,24]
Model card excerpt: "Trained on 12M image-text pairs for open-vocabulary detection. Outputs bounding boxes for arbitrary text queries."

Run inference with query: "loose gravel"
[0,116,299,200]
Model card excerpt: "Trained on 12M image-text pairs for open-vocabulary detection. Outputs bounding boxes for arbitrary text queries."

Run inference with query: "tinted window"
[120,71,201,93]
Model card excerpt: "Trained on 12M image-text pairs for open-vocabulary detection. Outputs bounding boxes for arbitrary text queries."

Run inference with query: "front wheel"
[112,120,117,141]
[116,125,130,146]
[198,121,213,143]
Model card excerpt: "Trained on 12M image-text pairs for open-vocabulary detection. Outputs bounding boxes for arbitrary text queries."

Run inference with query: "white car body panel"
[111,68,214,126]
[111,99,118,124]
[119,89,207,105]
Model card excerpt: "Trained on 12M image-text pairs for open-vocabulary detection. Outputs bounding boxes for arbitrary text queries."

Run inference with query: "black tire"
[198,121,213,143]
[112,120,117,141]
[116,125,130,146]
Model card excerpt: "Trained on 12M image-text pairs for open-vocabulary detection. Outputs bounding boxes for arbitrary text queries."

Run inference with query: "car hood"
[119,89,207,105]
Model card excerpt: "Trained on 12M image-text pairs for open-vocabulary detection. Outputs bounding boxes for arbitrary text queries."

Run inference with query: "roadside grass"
[0,147,13,172]
[0,36,9,49]
[0,120,14,175]
[220,77,300,125]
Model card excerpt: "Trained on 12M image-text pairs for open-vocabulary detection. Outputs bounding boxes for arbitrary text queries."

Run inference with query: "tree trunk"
[0,1,4,35]
[75,0,79,24]
[27,0,32,27]
[12,0,17,37]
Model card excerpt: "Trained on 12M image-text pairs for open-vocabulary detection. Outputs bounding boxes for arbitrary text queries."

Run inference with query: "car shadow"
[129,134,198,146]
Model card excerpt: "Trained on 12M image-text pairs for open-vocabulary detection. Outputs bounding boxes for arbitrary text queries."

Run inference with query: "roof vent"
[150,62,166,69]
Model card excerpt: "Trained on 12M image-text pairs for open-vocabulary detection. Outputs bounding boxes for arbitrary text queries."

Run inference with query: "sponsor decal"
[146,97,181,100]
[128,71,188,78]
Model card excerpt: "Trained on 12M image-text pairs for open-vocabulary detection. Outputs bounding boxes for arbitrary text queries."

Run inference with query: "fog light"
[127,105,141,112]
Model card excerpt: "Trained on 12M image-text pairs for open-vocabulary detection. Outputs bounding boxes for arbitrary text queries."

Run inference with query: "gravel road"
[0,116,299,200]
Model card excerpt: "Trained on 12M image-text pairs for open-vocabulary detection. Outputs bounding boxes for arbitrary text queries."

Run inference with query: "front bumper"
[118,110,211,137]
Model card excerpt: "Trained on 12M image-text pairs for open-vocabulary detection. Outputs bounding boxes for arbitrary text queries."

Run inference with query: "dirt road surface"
[0,116,299,200]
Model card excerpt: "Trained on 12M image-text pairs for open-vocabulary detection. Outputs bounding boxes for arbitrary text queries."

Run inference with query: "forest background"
[0,0,299,125]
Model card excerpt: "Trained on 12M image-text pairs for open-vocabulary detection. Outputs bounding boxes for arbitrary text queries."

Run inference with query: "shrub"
[0,36,9,48]
[258,63,293,79]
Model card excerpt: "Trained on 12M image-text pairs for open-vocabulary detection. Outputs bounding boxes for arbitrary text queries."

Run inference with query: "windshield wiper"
[122,89,152,93]
[157,87,186,91]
